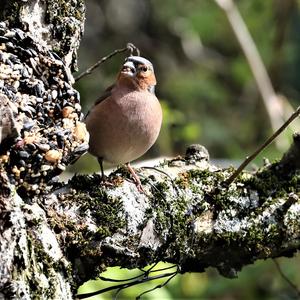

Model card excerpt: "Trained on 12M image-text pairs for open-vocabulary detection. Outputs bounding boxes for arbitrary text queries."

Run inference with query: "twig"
[273,259,300,297]
[76,270,177,299]
[225,106,300,185]
[111,264,177,300]
[214,0,285,143]
[75,43,140,82]
[136,267,178,299]
[141,166,181,195]
[97,262,164,284]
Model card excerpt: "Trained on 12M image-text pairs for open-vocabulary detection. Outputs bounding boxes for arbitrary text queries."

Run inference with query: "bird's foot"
[133,178,146,194]
[126,163,146,194]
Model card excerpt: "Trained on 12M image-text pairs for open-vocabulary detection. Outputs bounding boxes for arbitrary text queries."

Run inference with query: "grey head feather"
[125,56,156,93]
[125,56,154,71]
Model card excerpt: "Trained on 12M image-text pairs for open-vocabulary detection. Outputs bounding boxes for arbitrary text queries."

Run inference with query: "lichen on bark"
[44,144,300,288]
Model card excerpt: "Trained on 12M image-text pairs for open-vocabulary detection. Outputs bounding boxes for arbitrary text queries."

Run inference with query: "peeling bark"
[0,1,300,299]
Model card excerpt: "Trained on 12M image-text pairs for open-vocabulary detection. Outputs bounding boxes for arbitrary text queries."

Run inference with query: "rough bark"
[50,141,300,285]
[0,1,300,299]
[0,0,85,70]
[0,1,86,298]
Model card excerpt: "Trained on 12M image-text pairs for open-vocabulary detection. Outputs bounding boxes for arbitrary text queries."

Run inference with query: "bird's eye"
[140,66,148,72]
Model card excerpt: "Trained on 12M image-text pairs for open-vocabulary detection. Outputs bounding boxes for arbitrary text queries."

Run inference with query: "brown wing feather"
[84,84,114,119]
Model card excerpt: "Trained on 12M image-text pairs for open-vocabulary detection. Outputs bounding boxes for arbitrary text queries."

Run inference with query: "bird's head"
[118,56,157,93]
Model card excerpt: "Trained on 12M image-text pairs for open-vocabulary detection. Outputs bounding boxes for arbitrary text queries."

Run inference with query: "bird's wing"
[84,84,114,119]
[94,84,114,106]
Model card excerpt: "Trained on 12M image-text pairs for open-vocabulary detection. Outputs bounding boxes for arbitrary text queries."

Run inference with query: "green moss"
[45,0,85,70]
[241,164,300,213]
[151,161,300,270]
[51,174,126,267]
[21,234,64,299]
[149,170,215,252]
[150,181,173,234]
[46,0,85,22]
[149,178,205,261]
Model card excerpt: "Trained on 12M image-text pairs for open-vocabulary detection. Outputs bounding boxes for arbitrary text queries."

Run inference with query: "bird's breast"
[86,90,162,164]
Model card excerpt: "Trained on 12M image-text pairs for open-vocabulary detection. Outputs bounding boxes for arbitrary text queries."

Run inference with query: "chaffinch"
[85,56,162,191]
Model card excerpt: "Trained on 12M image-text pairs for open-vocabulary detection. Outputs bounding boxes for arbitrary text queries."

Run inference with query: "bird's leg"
[97,157,114,186]
[126,162,145,193]
[97,157,105,180]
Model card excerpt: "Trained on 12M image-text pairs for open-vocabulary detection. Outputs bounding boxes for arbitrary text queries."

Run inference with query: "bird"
[85,56,162,192]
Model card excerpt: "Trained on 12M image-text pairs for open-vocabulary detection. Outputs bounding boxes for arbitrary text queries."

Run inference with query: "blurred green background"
[74,0,300,299]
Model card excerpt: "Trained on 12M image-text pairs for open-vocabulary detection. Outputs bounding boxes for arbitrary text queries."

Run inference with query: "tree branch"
[2,136,300,299]
[50,142,300,288]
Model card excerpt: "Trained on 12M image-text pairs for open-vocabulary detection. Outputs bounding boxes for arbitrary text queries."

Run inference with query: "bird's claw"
[133,179,146,194]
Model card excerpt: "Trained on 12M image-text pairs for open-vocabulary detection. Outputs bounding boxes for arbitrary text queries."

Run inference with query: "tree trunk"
[0,1,86,298]
[1,1,300,299]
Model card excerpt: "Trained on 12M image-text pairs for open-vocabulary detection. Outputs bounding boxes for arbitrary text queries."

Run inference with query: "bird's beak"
[121,61,136,77]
